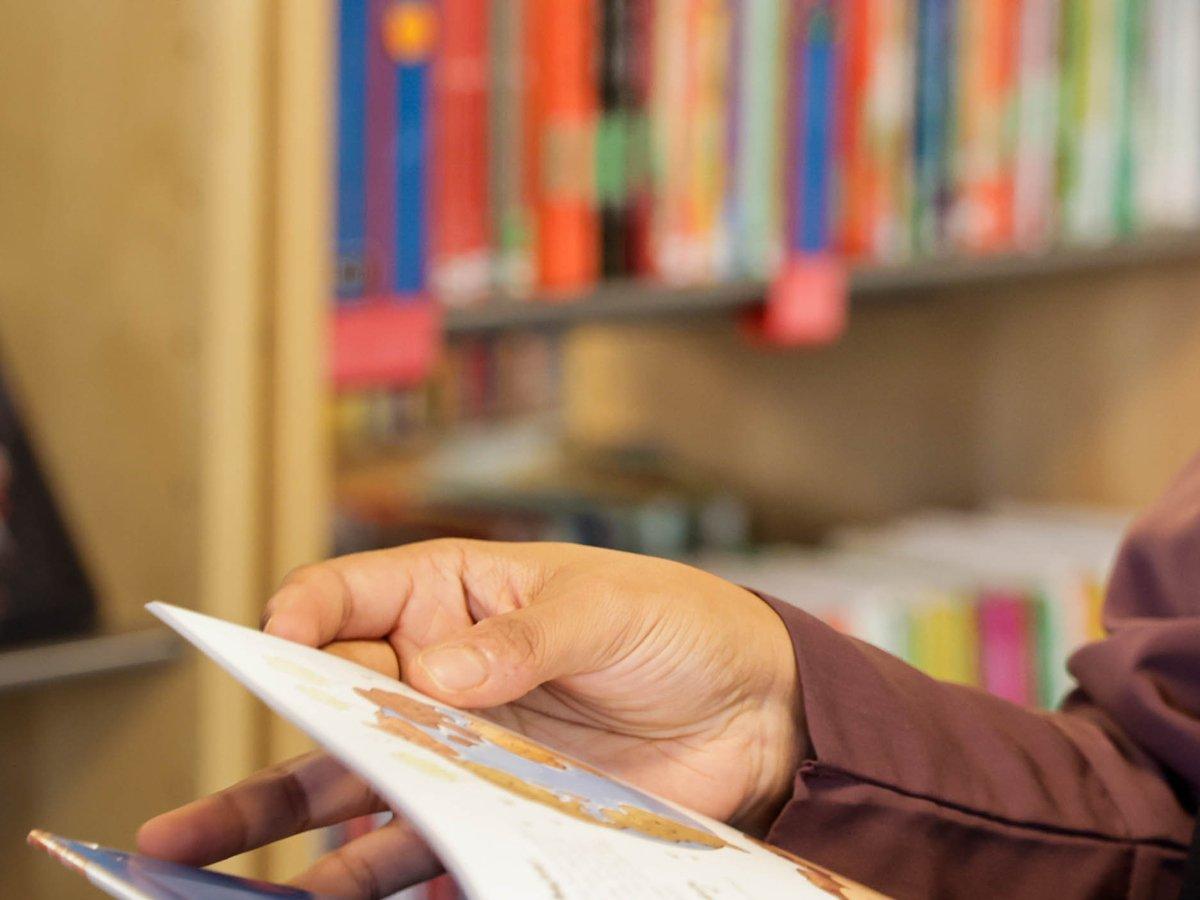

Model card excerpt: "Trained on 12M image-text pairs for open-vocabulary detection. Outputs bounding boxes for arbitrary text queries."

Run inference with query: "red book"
[836,0,872,257]
[525,0,599,295]
[431,0,491,305]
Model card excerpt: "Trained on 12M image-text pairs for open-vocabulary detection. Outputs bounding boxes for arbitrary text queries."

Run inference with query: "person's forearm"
[758,597,1191,899]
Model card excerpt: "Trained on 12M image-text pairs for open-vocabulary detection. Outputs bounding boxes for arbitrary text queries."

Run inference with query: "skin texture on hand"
[137,540,807,899]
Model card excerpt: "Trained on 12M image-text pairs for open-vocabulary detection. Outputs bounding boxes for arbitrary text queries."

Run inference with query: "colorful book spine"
[431,0,491,304]
[690,0,732,279]
[908,595,978,687]
[978,592,1033,705]
[598,0,634,278]
[526,0,599,294]
[489,0,533,297]
[913,0,953,254]
[867,0,915,261]
[730,0,786,277]
[365,0,397,295]
[1112,0,1141,235]
[952,0,1018,252]
[336,0,369,301]
[791,1,838,256]
[649,0,693,281]
[1013,0,1060,248]
[625,0,655,276]
[836,0,872,257]
[1072,0,1121,243]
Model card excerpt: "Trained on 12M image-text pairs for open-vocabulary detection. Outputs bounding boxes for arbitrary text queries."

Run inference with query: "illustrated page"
[149,603,886,900]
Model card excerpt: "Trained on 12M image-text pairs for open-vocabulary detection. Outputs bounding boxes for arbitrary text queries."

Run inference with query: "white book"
[99,602,882,900]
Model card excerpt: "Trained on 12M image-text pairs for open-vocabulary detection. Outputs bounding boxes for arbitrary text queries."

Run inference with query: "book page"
[148,603,885,899]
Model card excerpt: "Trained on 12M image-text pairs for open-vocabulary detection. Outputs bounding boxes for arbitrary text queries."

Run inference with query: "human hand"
[137,540,805,897]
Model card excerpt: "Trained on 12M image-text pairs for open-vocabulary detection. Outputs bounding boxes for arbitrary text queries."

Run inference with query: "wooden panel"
[566,260,1200,535]
[261,0,335,880]
[565,298,988,538]
[0,0,278,889]
[0,0,207,631]
[2,664,198,897]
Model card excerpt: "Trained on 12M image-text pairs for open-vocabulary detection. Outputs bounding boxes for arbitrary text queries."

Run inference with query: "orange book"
[525,0,599,295]
[953,0,1020,251]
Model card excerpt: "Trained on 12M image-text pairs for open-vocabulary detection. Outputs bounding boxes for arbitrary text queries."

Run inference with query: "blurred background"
[3,1,1200,896]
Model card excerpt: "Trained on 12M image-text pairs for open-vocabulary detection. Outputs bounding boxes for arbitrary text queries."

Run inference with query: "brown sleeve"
[759,454,1200,899]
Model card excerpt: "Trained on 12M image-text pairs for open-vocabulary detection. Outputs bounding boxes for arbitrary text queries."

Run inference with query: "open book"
[30,603,887,899]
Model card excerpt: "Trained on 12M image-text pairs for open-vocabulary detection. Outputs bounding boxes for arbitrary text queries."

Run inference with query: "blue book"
[28,831,330,900]
[335,0,368,302]
[913,0,953,253]
[390,1,436,296]
[793,2,837,255]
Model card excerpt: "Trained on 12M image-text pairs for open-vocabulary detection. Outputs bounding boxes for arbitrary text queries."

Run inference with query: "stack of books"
[333,333,563,455]
[693,505,1128,709]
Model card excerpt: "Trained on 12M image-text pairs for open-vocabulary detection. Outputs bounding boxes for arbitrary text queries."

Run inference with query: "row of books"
[335,468,752,562]
[333,334,562,455]
[694,505,1127,708]
[334,0,1200,313]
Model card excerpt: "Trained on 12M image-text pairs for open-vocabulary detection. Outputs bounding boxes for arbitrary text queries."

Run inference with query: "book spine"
[625,0,655,276]
[1073,0,1120,242]
[336,0,369,302]
[731,0,781,278]
[365,0,398,296]
[868,0,915,261]
[1013,0,1060,248]
[431,0,491,304]
[650,0,692,281]
[527,0,599,295]
[836,0,872,257]
[978,592,1033,705]
[598,0,634,278]
[1113,0,1141,235]
[913,0,953,254]
[792,1,838,256]
[952,0,1019,252]
[387,0,437,297]
[691,0,732,279]
[490,0,534,297]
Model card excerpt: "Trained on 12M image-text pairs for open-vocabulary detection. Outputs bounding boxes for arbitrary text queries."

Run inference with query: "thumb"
[406,601,610,708]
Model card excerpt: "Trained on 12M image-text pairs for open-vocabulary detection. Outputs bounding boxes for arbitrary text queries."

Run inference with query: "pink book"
[977,591,1033,705]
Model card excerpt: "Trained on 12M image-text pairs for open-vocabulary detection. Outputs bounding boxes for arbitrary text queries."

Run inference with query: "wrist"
[729,595,809,835]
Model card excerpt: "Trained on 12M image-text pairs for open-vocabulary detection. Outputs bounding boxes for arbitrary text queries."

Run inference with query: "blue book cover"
[28,831,330,900]
[913,0,953,253]
[335,0,368,303]
[793,2,837,255]
[388,1,437,297]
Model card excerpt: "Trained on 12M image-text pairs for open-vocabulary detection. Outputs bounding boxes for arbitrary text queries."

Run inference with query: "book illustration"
[357,686,725,848]
[130,603,888,898]
[27,831,326,900]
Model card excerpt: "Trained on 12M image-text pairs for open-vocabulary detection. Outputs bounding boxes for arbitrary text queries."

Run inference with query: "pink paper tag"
[332,298,443,390]
[743,255,848,346]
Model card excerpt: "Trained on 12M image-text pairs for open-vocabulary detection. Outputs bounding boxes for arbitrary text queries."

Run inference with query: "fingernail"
[419,645,488,692]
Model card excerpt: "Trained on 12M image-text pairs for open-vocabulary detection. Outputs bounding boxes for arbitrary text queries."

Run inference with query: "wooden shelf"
[443,230,1200,336]
[0,627,181,693]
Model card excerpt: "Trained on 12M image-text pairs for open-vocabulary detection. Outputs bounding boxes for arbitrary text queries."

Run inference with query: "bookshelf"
[445,231,1200,335]
[0,629,180,694]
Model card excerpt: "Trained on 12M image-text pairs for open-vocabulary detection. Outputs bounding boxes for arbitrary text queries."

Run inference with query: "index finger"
[262,539,552,648]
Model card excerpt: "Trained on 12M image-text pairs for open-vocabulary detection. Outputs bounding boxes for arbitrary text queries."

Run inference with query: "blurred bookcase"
[3,2,1200,898]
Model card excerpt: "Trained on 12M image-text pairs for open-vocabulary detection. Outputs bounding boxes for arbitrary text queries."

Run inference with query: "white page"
[148,603,886,900]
